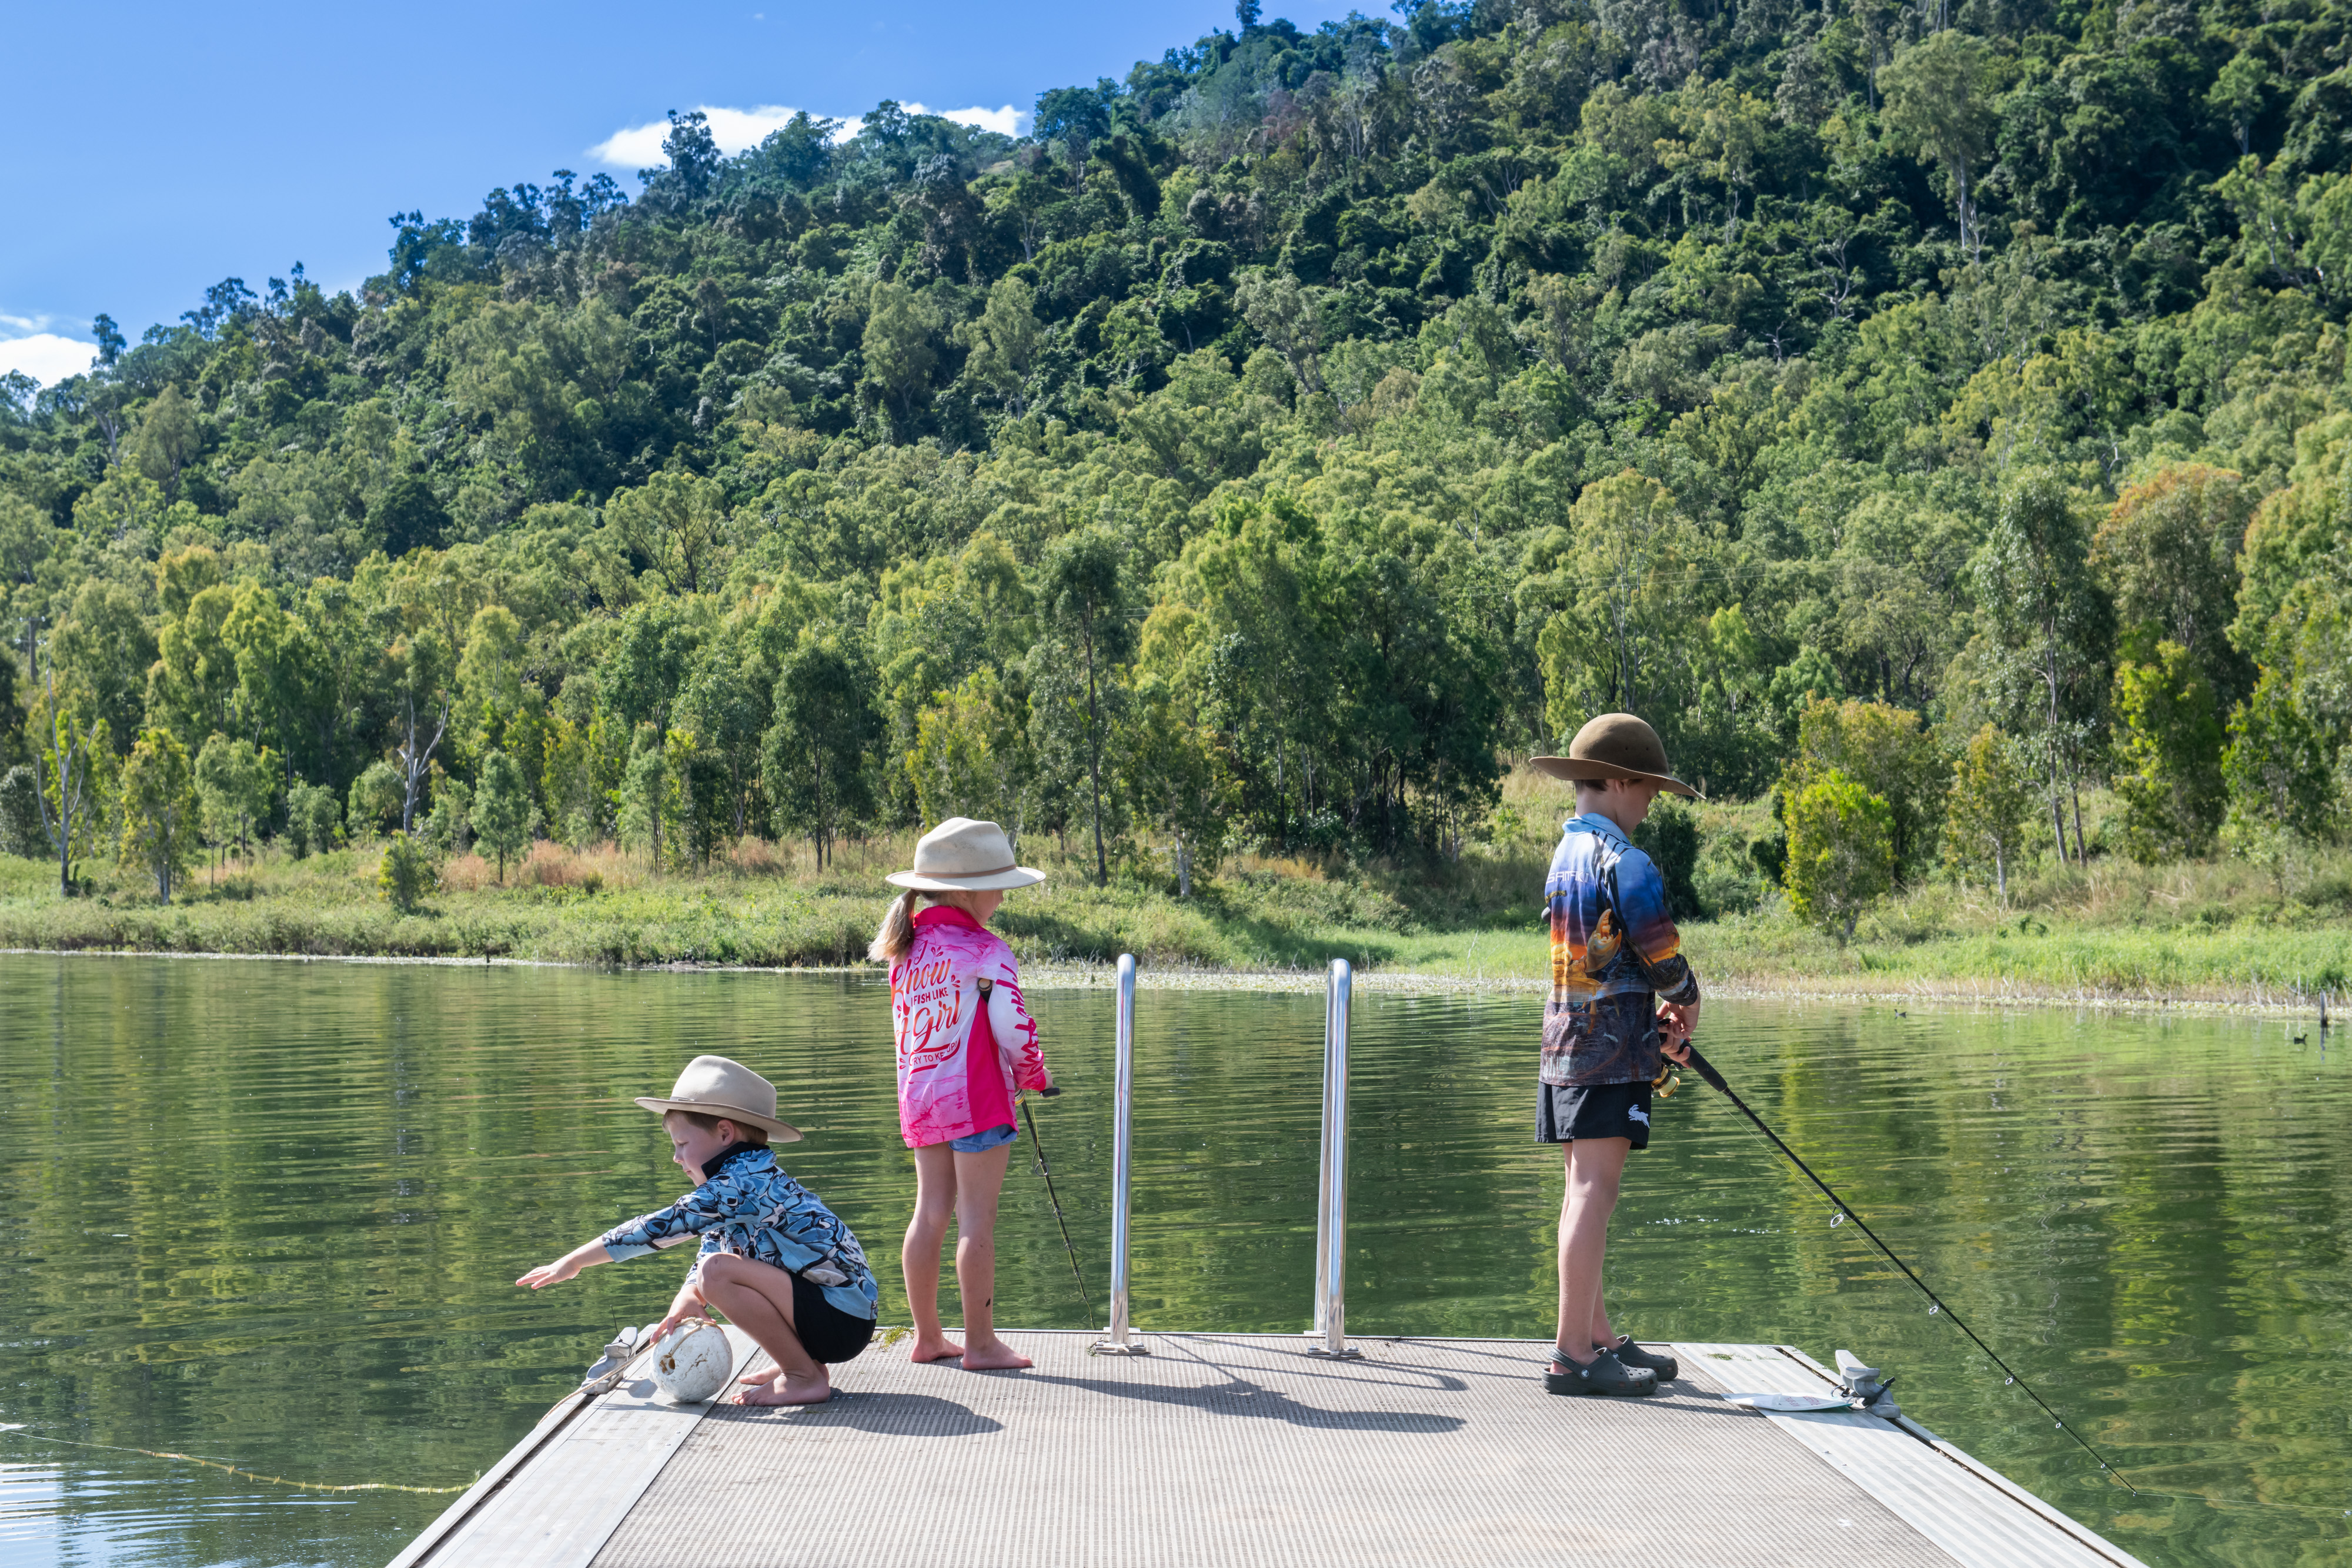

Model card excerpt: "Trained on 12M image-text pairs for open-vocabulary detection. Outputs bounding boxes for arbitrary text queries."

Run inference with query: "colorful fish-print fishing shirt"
[1543,811,1701,1086]
[597,1143,878,1321]
[890,904,1047,1148]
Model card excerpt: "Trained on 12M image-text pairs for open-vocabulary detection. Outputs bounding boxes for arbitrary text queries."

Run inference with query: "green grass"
[4,807,2347,1007]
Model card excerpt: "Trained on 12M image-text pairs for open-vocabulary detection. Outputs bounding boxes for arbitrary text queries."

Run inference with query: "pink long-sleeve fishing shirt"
[890,904,1047,1148]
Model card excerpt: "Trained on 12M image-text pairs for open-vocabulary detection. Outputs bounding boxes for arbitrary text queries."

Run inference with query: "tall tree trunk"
[34,676,92,900]
[2067,761,2087,867]
[1082,621,1107,887]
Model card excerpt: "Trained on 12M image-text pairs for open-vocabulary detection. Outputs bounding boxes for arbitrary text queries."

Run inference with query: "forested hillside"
[4,0,2350,917]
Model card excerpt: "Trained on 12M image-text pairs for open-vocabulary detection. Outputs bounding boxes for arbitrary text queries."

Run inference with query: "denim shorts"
[948,1122,1018,1153]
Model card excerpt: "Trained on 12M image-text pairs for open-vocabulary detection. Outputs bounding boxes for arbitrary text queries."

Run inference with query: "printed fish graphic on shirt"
[1582,909,1623,977]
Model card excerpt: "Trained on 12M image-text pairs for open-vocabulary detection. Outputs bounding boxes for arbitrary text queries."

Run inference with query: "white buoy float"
[650,1321,734,1404]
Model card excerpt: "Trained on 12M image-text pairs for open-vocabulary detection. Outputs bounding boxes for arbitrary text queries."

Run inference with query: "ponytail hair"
[868,888,921,964]
[868,885,997,964]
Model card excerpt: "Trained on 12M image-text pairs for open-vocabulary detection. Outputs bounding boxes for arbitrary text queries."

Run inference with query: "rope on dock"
[0,1425,468,1493]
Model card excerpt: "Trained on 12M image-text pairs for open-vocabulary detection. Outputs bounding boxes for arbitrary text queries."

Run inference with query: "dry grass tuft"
[725,837,801,877]
[440,853,495,891]
[511,840,643,891]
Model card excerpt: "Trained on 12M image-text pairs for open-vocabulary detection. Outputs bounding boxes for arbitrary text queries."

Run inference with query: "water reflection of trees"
[3,963,2343,1564]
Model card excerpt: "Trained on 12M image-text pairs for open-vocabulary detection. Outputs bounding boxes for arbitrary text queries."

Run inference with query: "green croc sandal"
[1545,1348,1658,1398]
[1599,1336,1679,1382]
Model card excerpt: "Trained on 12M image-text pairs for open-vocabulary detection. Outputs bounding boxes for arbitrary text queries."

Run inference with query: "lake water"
[0,954,2344,1568]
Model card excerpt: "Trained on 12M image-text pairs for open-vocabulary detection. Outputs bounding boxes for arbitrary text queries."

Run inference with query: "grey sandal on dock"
[1599,1336,1678,1382]
[1545,1348,1658,1397]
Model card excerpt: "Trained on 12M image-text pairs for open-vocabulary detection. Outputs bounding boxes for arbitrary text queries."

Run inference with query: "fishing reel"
[1651,1058,1682,1098]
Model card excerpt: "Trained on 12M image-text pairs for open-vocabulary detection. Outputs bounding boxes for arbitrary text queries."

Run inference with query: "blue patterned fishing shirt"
[597,1144,878,1320]
[1544,812,1702,1087]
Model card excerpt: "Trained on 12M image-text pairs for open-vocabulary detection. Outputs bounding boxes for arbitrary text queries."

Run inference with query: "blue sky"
[2,0,1365,389]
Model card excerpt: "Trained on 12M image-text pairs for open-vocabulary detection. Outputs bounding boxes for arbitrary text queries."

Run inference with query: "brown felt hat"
[1531,713,1702,800]
[634,1054,803,1143]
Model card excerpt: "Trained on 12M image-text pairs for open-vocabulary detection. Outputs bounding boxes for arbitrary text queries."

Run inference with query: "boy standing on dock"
[1529,714,1700,1398]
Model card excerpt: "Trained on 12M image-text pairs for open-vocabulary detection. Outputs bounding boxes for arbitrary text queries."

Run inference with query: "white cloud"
[590,101,1029,168]
[0,332,99,387]
[927,104,1027,137]
[590,105,806,168]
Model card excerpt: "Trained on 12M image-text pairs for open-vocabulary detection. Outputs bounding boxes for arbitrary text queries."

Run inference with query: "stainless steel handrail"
[1093,953,1147,1355]
[1308,958,1360,1358]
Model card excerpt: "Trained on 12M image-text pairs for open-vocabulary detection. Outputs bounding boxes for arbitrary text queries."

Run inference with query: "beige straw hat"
[886,817,1045,892]
[1529,713,1702,800]
[633,1054,803,1143]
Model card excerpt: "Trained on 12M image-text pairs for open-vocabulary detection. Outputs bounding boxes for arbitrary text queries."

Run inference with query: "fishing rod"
[1020,1085,1094,1323]
[1679,1042,2138,1496]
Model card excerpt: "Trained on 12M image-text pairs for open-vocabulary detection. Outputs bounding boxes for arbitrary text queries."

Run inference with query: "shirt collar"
[702,1141,771,1181]
[911,904,984,932]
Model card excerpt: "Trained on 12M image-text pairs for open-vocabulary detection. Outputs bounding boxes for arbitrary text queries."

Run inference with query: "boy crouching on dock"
[517,1055,879,1406]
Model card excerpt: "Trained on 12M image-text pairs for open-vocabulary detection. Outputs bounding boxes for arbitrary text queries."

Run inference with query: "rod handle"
[1037,1085,1062,1098]
[1680,1042,1730,1096]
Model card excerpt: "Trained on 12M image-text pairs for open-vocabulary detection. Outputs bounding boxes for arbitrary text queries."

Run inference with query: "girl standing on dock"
[872,817,1054,1370]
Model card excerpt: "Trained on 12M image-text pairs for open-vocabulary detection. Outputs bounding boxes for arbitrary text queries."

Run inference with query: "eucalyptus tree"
[1966,473,2111,865]
[1041,527,1135,885]
[1877,31,2001,265]
[764,627,881,869]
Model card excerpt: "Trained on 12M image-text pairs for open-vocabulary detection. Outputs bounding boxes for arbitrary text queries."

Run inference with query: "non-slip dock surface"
[392,1332,2146,1568]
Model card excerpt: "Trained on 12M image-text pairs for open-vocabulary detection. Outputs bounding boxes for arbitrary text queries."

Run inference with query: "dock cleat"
[579,1323,655,1396]
[1835,1349,1902,1418]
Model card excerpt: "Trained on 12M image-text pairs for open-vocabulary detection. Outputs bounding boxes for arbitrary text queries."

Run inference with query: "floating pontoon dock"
[390,961,2145,1568]
[388,1328,2143,1568]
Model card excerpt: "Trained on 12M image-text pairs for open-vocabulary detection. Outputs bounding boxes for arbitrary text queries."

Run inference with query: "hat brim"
[634,1096,804,1143]
[1528,755,1703,800]
[885,865,1047,892]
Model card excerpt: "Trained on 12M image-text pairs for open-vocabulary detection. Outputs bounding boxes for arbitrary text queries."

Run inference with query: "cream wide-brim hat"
[886,817,1045,892]
[1529,713,1703,800]
[634,1054,804,1143]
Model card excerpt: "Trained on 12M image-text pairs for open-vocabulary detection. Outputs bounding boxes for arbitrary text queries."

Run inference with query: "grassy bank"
[4,801,2347,1008]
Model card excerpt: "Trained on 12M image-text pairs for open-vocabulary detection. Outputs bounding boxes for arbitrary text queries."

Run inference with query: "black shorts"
[1535,1079,1654,1149]
[791,1271,877,1365]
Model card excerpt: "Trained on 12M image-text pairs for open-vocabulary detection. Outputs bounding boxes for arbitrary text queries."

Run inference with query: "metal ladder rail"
[1308,958,1361,1358]
[1093,954,1147,1355]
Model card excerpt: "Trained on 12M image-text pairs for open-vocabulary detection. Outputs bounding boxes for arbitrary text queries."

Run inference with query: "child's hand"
[517,1239,609,1290]
[650,1276,708,1342]
[1655,998,1700,1061]
[516,1256,582,1290]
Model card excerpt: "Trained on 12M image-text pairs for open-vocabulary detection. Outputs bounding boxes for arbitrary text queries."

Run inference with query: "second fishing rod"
[1674,1039,2137,1495]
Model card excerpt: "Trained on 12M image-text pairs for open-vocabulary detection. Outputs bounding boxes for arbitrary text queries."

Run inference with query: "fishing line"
[1021,1088,1094,1323]
[1681,1044,2140,1496]
[0,1424,467,1495]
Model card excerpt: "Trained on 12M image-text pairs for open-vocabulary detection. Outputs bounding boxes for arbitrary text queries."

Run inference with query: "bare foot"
[734,1369,831,1406]
[908,1336,965,1363]
[961,1340,1033,1371]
